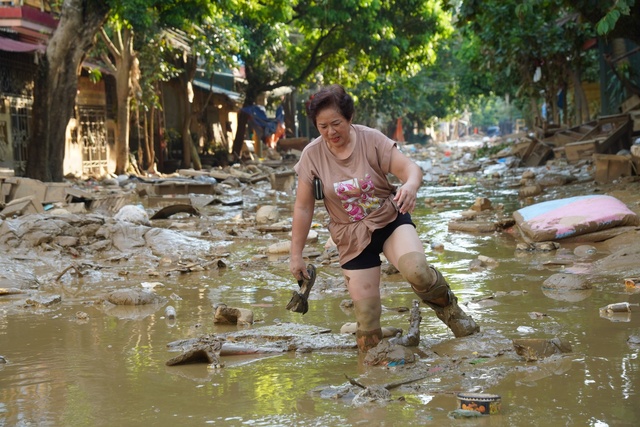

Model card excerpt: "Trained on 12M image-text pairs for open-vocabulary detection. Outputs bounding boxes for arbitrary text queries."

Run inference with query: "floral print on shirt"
[334,174,382,222]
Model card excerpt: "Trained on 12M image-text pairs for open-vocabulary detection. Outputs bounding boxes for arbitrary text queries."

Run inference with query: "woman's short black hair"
[306,84,355,128]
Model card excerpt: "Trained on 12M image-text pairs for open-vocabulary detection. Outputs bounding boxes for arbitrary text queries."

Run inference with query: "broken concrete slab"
[0,195,44,218]
[44,182,71,204]
[9,177,46,203]
[65,187,94,205]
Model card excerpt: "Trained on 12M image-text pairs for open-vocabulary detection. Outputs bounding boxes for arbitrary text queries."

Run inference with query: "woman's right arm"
[289,178,316,280]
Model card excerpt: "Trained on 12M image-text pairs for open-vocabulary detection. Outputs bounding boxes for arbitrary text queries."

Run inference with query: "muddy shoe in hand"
[286,264,316,315]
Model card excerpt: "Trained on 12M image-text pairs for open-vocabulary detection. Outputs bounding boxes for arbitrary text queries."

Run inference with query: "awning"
[0,35,45,53]
[192,78,242,102]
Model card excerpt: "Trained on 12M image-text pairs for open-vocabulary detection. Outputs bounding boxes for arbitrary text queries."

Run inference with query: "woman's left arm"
[388,148,423,214]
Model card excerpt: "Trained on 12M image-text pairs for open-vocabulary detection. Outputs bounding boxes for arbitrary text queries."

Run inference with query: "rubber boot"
[413,267,479,337]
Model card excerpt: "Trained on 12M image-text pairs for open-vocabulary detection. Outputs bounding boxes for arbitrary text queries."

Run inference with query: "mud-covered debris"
[255,205,279,225]
[104,289,165,305]
[267,240,291,254]
[573,245,597,258]
[25,294,62,307]
[213,303,254,325]
[471,197,492,211]
[166,341,224,368]
[316,245,339,264]
[448,409,483,419]
[114,205,150,226]
[364,340,416,366]
[150,204,199,220]
[141,281,164,290]
[165,306,176,319]
[516,241,560,252]
[469,255,499,270]
[387,299,421,347]
[519,184,543,198]
[600,302,637,313]
[351,385,392,407]
[542,273,591,290]
[512,337,572,361]
[528,311,548,319]
[628,333,640,347]
[75,311,89,321]
[0,288,26,296]
[624,277,640,290]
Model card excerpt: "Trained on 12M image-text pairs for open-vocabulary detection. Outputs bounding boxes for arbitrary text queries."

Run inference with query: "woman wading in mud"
[289,84,479,353]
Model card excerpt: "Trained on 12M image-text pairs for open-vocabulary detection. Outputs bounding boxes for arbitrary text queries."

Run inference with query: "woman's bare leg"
[343,266,383,352]
[383,224,479,337]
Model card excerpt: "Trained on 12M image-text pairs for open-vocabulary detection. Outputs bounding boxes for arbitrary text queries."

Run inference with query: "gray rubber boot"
[413,267,479,338]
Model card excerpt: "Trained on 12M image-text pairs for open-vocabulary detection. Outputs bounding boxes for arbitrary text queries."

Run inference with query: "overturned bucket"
[456,392,501,415]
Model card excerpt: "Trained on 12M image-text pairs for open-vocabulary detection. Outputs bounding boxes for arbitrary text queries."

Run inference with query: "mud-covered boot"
[414,267,479,338]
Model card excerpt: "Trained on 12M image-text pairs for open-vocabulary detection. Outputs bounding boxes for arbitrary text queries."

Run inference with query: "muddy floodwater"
[1,176,640,426]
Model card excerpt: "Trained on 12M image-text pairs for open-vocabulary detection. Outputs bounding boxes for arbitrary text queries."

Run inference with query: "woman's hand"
[393,183,418,214]
[289,256,310,282]
[389,147,423,214]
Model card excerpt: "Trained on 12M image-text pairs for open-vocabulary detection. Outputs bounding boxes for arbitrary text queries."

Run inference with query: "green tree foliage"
[352,37,462,139]
[456,0,598,126]
[565,0,640,43]
[230,0,452,156]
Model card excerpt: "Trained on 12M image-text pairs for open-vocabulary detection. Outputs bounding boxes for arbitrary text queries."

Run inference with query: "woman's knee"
[343,268,381,301]
[397,251,436,292]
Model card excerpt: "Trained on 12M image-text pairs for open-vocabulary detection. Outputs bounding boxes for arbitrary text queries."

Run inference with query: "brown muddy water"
[1,177,640,427]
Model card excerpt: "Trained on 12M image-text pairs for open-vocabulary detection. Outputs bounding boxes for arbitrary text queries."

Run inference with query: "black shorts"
[341,212,416,270]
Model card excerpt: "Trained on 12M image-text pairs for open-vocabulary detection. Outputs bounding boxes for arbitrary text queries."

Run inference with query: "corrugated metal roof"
[192,78,242,102]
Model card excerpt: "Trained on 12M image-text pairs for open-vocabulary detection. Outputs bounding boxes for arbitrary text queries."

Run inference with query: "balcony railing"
[0,1,50,12]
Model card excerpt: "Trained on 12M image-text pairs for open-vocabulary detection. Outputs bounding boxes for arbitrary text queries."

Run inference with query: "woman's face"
[316,107,352,148]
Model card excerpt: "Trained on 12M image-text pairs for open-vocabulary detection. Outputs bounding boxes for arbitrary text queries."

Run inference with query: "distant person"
[289,84,479,353]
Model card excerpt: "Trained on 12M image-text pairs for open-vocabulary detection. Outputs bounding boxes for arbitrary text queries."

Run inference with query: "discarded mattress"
[513,195,640,242]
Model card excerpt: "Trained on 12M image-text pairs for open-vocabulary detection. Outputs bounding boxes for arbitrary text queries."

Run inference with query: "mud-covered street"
[2,139,640,426]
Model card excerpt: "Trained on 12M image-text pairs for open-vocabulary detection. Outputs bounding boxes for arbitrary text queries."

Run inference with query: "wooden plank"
[564,140,598,163]
[621,95,640,113]
[593,154,632,183]
[525,142,553,166]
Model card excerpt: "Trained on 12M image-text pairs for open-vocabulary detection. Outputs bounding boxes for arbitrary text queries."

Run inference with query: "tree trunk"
[283,91,296,137]
[26,0,110,181]
[113,28,135,175]
[570,69,590,125]
[148,104,156,171]
[232,106,250,159]
[180,55,198,169]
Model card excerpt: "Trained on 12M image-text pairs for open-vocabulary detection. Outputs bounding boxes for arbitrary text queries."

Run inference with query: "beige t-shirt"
[294,124,399,264]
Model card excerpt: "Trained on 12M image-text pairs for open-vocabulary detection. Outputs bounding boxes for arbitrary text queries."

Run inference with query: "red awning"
[0,36,45,53]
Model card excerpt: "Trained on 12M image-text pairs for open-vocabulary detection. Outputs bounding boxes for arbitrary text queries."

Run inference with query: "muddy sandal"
[286,264,316,315]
